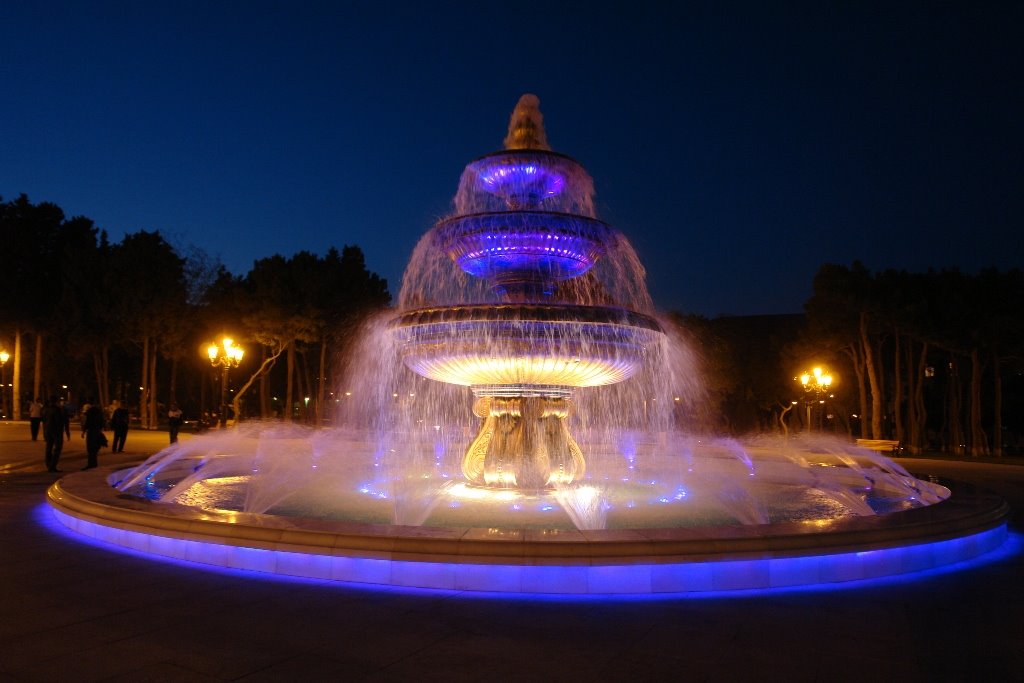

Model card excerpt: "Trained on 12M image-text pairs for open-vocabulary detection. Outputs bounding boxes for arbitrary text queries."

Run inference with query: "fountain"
[46,95,1009,594]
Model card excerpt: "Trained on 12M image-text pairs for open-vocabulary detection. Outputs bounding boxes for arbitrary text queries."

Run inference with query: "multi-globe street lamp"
[798,366,834,432]
[207,337,244,427]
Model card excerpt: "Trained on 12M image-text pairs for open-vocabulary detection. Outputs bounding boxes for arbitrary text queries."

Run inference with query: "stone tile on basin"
[650,560,714,592]
[587,563,652,593]
[767,554,821,588]
[330,554,392,585]
[520,564,589,594]
[390,558,456,589]
[275,548,334,580]
[710,558,770,591]
[454,562,524,592]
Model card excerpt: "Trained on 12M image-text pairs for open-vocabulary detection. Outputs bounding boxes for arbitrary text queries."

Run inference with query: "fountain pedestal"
[463,395,584,488]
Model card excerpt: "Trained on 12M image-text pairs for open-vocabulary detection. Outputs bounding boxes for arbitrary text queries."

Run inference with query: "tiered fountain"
[45,95,1009,594]
[391,94,663,490]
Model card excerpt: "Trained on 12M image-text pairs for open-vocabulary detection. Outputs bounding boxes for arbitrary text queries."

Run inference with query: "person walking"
[110,400,129,453]
[28,397,43,441]
[167,403,183,444]
[81,401,107,470]
[42,396,69,472]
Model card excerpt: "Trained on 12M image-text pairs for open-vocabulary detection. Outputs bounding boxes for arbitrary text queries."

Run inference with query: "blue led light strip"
[45,504,1009,596]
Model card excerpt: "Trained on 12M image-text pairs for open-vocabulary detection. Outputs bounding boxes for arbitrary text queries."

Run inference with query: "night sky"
[2,2,1020,317]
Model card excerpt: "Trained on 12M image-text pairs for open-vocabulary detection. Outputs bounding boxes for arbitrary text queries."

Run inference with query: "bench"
[855,439,902,455]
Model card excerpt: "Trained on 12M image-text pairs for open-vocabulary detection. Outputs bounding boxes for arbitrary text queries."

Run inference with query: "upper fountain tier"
[439,95,613,301]
[452,94,597,218]
[397,94,656,315]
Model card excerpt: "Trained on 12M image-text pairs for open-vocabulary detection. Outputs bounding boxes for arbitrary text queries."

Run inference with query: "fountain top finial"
[503,94,550,151]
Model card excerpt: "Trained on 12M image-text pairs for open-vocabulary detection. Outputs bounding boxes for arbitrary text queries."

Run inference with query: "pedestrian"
[29,397,43,441]
[79,398,92,429]
[81,401,107,470]
[167,403,183,444]
[110,400,129,453]
[42,396,69,473]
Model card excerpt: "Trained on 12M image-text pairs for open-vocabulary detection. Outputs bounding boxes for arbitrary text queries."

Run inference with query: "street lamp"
[798,366,834,432]
[0,350,9,420]
[207,337,244,427]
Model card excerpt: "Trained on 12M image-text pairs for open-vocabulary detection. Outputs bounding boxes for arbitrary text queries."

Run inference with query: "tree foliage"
[0,195,391,426]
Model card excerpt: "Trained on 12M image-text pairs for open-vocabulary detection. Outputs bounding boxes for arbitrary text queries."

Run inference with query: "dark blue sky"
[2,2,1020,317]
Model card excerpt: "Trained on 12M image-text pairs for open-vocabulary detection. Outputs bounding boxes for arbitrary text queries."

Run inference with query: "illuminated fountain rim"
[432,211,616,283]
[47,469,1009,595]
[391,303,663,331]
[466,148,587,183]
[391,303,664,387]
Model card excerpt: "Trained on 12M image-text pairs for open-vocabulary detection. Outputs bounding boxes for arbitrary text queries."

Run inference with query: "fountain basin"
[391,303,663,388]
[47,468,1009,594]
[458,149,594,215]
[434,211,614,286]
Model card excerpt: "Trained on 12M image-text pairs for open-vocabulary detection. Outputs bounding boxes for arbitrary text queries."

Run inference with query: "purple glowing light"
[477,161,565,204]
[434,212,613,285]
[43,504,1012,595]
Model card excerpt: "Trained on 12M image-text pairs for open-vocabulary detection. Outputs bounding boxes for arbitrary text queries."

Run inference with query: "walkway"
[1,421,1022,681]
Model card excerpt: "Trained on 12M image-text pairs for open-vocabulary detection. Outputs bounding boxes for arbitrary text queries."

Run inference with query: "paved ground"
[2,420,1023,682]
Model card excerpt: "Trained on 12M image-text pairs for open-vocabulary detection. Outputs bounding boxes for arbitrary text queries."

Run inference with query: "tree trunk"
[302,350,313,423]
[905,341,918,453]
[842,344,868,438]
[258,346,268,418]
[148,347,158,431]
[285,341,295,422]
[317,337,327,426]
[140,336,150,429]
[876,335,886,436]
[294,350,306,422]
[778,402,795,440]
[893,329,903,444]
[169,357,178,406]
[232,344,286,426]
[947,354,964,455]
[93,346,110,410]
[33,332,42,406]
[201,365,209,420]
[914,342,928,452]
[860,313,883,439]
[969,348,987,457]
[992,350,1002,457]
[12,329,22,419]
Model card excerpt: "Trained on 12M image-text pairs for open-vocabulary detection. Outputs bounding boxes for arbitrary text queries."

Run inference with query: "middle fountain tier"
[391,94,665,490]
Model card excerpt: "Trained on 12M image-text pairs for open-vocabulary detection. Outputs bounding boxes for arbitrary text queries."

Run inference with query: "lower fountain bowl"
[390,303,664,387]
[47,468,1009,594]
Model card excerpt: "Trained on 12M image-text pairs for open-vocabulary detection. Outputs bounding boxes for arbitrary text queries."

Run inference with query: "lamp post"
[207,337,244,428]
[798,366,833,432]
[0,351,9,420]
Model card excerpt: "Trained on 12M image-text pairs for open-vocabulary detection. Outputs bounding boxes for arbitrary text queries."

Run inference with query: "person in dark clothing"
[167,403,183,444]
[42,396,69,472]
[81,402,107,470]
[109,400,129,453]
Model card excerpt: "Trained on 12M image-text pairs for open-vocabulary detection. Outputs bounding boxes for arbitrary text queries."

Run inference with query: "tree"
[107,231,188,428]
[50,215,114,409]
[0,195,68,415]
[225,247,390,424]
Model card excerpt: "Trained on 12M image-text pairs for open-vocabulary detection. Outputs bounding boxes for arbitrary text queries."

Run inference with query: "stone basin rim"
[46,467,1008,566]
